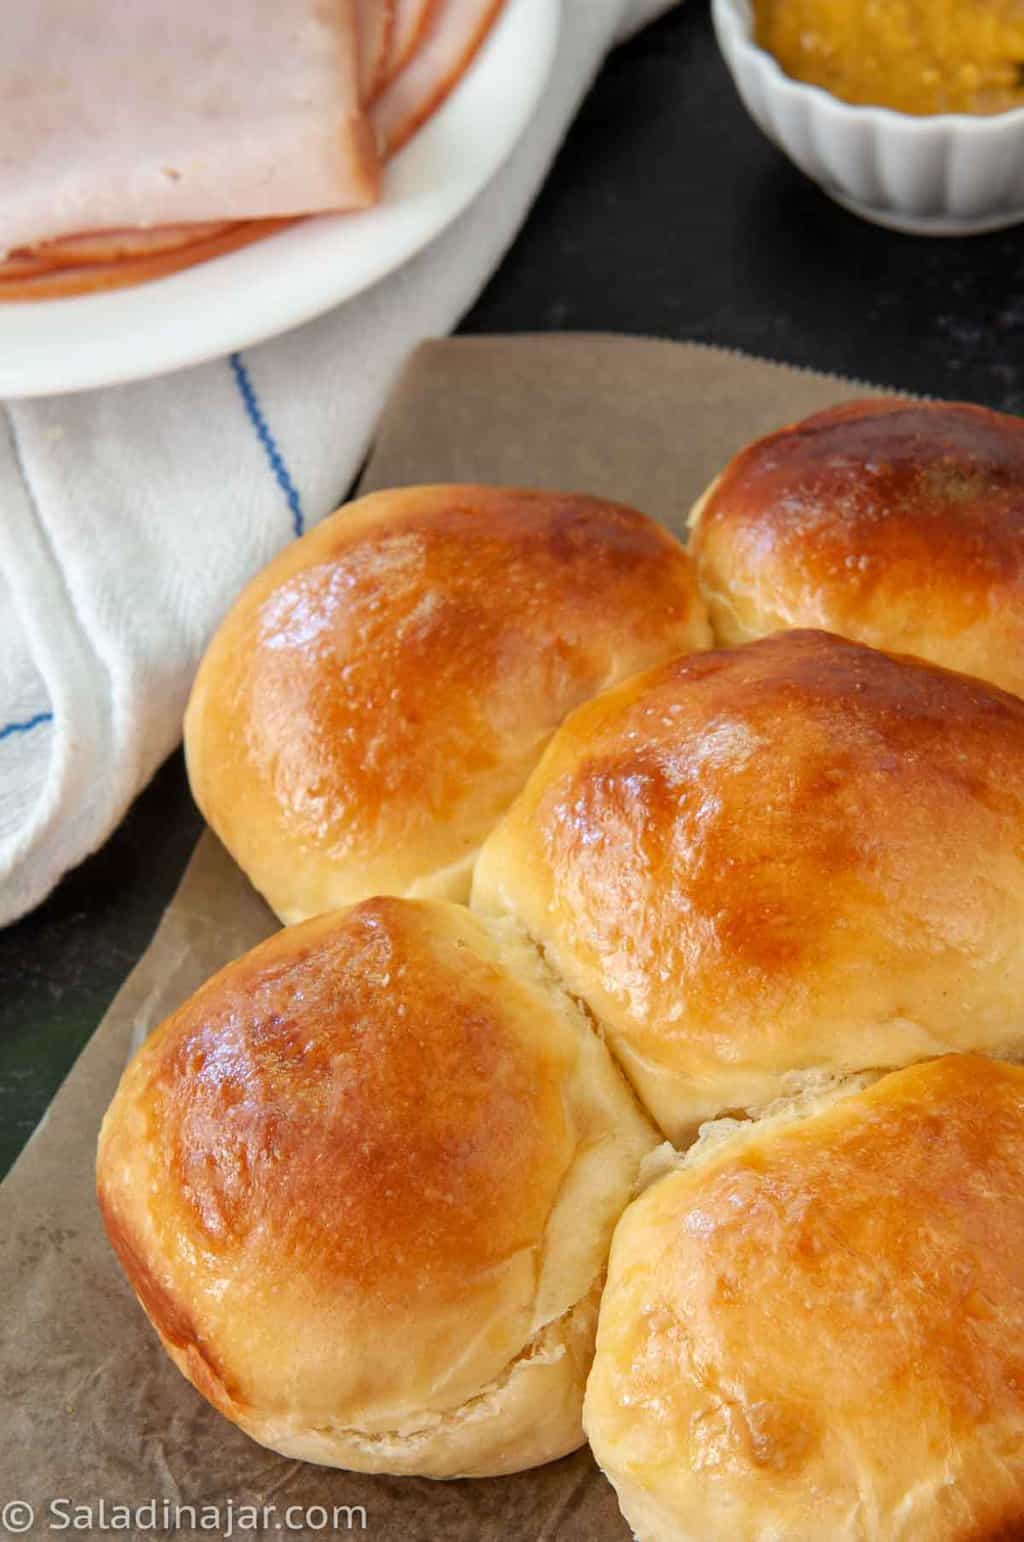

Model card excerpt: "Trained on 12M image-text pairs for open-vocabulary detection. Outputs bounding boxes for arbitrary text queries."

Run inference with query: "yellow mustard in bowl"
[753,0,1024,116]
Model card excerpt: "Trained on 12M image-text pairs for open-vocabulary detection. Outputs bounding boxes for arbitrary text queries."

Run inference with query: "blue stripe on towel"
[0,710,53,742]
[229,352,305,538]
[5,363,299,758]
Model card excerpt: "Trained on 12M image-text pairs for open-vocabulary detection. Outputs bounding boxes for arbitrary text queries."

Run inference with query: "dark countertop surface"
[2,1,1022,1179]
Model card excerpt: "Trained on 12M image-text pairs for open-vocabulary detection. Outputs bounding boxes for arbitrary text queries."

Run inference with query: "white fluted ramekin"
[712,0,1024,235]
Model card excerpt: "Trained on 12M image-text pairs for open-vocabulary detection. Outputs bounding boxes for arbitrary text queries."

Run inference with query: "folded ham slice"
[378,0,441,93]
[0,0,508,299]
[0,222,297,300]
[372,0,505,153]
[0,0,379,257]
[356,0,395,101]
[0,253,55,281]
[24,225,238,268]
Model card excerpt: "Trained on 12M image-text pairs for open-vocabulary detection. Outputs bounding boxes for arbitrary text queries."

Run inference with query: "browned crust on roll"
[185,483,709,922]
[94,901,577,1429]
[473,628,1024,1138]
[584,1055,1024,1542]
[120,902,571,1298]
[690,399,1024,696]
[96,897,657,1475]
[97,1185,246,1419]
[536,627,1024,985]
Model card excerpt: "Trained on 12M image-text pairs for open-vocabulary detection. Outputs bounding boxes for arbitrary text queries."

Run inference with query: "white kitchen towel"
[0,0,675,928]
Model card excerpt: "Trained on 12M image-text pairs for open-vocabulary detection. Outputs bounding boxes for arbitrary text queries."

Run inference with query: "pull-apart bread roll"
[472,629,1024,1140]
[585,1055,1024,1542]
[185,485,709,922]
[688,399,1024,697]
[96,897,656,1477]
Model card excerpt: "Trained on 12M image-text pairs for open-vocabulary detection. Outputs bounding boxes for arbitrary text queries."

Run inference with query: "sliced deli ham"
[377,0,441,93]
[0,253,56,281]
[22,225,238,269]
[0,0,379,257]
[0,0,507,300]
[356,0,395,101]
[371,0,505,154]
[0,221,298,301]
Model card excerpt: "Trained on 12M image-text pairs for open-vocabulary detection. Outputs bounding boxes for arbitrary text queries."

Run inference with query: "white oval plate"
[0,0,559,398]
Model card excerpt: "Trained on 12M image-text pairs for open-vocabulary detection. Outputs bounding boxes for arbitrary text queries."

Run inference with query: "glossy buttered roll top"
[585,1055,1024,1542]
[184,484,710,923]
[96,897,657,1478]
[472,628,1024,1140]
[689,399,1024,698]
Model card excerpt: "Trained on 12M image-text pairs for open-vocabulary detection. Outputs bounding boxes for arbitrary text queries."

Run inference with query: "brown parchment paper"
[0,336,896,1542]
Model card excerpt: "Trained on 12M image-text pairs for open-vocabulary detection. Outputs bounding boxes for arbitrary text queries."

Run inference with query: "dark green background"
[2,2,1022,1178]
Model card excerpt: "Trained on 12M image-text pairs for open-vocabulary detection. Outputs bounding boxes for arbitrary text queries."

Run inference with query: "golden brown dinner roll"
[584,1054,1024,1542]
[96,897,656,1477]
[472,629,1024,1139]
[688,399,1024,697]
[184,485,710,923]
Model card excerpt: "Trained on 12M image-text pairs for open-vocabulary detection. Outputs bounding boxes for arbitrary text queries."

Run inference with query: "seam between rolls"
[486,906,660,1160]
[695,574,806,647]
[481,912,981,1179]
[672,1067,890,1177]
[299,1282,600,1448]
